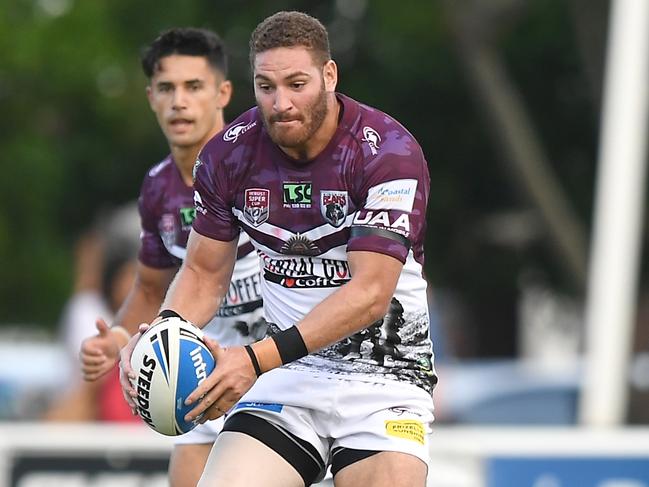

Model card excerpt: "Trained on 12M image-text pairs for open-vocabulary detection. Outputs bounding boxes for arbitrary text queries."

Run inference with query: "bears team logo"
[243,188,270,227]
[320,190,348,228]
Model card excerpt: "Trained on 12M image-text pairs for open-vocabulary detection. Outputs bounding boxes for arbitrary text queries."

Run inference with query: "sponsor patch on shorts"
[385,420,425,445]
[236,401,283,413]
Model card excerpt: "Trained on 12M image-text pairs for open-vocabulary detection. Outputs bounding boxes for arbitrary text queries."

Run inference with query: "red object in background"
[98,366,141,423]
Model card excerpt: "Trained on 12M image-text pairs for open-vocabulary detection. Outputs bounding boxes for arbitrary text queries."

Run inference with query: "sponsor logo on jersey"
[362,126,381,155]
[366,179,418,212]
[260,253,351,278]
[259,253,316,276]
[243,188,270,227]
[179,207,196,227]
[385,420,425,445]
[159,213,177,251]
[223,120,257,142]
[320,190,348,227]
[282,182,312,208]
[222,273,263,306]
[264,270,349,288]
[194,190,207,216]
[262,256,351,288]
[389,406,424,417]
[353,210,411,235]
[192,158,202,181]
[280,234,320,256]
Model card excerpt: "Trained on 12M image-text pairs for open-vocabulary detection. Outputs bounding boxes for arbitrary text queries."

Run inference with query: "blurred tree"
[0,0,601,362]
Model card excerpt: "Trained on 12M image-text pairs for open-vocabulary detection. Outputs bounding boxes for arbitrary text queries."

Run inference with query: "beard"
[262,86,329,150]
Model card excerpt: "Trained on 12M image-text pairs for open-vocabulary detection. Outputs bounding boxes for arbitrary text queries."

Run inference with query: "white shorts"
[173,416,224,445]
[223,367,434,482]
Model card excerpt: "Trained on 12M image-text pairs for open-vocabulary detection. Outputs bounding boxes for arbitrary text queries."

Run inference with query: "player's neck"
[170,123,224,186]
[281,94,341,161]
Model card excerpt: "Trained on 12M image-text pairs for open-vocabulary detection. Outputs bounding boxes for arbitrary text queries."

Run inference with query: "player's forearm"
[300,278,391,350]
[251,277,394,373]
[112,281,165,337]
[160,263,227,328]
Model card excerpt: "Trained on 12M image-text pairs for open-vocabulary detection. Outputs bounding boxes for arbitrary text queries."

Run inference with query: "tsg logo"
[223,121,257,142]
[362,126,381,155]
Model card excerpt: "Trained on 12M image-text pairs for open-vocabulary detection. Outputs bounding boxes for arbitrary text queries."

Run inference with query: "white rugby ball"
[130,316,215,436]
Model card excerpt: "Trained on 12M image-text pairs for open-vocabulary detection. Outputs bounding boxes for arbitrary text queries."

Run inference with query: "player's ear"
[216,80,233,109]
[323,60,337,93]
[145,85,155,111]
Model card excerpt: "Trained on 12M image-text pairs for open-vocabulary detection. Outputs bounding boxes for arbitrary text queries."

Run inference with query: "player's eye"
[257,84,273,92]
[291,82,305,90]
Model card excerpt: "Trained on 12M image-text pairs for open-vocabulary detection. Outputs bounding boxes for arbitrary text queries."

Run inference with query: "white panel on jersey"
[231,207,355,242]
[365,179,418,212]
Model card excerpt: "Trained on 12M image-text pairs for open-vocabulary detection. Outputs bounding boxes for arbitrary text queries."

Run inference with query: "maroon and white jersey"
[194,94,435,393]
[138,156,265,345]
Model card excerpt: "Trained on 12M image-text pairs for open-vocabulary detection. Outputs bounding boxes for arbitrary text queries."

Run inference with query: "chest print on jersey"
[159,213,178,251]
[243,188,270,227]
[179,207,196,228]
[282,181,312,209]
[281,234,320,256]
[320,190,348,228]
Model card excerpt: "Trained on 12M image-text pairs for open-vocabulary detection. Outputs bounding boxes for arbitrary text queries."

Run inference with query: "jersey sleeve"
[347,136,430,264]
[192,146,240,242]
[137,176,178,269]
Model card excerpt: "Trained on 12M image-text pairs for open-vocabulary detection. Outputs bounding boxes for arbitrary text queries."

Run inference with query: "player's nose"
[272,87,293,113]
[172,87,189,110]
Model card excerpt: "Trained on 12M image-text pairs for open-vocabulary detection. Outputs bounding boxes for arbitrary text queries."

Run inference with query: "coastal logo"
[223,121,257,143]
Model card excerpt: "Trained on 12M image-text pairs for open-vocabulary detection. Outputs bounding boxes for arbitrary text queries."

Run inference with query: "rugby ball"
[130,316,215,436]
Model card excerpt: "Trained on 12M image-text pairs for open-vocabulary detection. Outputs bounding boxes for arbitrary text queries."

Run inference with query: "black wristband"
[157,309,183,320]
[244,345,262,377]
[271,326,309,365]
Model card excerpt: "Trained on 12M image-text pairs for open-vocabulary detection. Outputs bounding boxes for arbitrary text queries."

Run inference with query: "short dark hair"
[249,11,331,68]
[141,27,228,79]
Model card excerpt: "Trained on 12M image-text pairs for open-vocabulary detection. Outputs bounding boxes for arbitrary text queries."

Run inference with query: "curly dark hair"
[141,27,228,79]
[249,11,331,68]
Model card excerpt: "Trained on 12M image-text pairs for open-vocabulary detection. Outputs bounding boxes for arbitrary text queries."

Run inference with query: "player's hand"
[80,318,120,381]
[183,339,257,423]
[119,323,149,414]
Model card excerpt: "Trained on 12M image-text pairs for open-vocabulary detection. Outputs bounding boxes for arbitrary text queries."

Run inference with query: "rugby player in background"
[79,27,265,487]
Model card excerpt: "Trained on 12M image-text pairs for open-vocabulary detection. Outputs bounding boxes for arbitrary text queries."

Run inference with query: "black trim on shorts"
[222,412,325,485]
[331,447,381,477]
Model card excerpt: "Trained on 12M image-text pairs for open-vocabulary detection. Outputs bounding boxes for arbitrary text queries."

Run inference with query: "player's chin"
[166,132,201,148]
[269,129,306,148]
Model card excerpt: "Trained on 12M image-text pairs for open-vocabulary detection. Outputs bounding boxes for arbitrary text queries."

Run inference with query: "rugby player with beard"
[121,12,435,487]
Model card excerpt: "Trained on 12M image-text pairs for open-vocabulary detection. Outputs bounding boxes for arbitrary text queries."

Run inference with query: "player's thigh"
[333,451,427,487]
[198,431,305,487]
[169,443,213,487]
